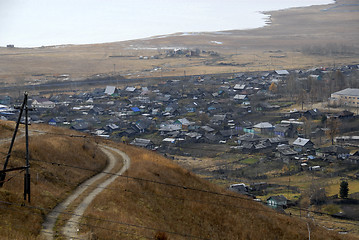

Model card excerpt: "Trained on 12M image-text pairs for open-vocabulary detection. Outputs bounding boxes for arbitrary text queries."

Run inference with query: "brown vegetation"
[0,121,107,239]
[83,144,353,240]
[0,0,358,89]
[0,121,357,239]
[0,121,15,138]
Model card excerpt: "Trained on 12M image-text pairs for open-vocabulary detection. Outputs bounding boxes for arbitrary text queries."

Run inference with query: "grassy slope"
[0,121,107,239]
[83,144,354,240]
[0,121,14,138]
[0,121,356,239]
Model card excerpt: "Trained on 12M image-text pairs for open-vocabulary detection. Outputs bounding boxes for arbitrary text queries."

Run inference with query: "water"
[0,0,334,48]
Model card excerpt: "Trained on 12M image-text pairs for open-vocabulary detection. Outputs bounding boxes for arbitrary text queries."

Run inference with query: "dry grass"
[327,179,359,197]
[0,121,15,138]
[0,0,358,88]
[0,121,107,239]
[0,121,357,239]
[82,144,354,240]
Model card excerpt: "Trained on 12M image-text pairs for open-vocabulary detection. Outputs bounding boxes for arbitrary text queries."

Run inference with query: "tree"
[297,89,307,110]
[326,117,341,145]
[334,70,346,91]
[269,82,277,93]
[308,182,327,205]
[340,181,349,199]
[286,74,297,100]
[321,115,327,126]
[121,136,129,144]
[298,116,312,138]
[198,113,210,125]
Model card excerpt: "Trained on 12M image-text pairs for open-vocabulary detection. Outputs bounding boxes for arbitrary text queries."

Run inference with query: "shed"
[228,183,249,194]
[233,94,248,101]
[292,137,314,152]
[274,70,289,75]
[130,138,155,149]
[253,122,274,135]
[104,86,118,95]
[267,195,287,207]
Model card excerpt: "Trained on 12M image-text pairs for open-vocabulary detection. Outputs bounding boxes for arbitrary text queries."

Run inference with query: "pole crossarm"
[0,166,28,174]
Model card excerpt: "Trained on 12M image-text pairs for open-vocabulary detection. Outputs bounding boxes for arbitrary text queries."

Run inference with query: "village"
[1,63,359,226]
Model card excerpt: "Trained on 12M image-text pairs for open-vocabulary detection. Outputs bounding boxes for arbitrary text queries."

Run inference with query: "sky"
[0,0,334,47]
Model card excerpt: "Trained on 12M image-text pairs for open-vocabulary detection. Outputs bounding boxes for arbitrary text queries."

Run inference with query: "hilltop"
[0,121,356,239]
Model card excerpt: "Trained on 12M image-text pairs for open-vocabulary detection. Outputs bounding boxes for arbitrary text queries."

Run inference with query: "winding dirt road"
[41,145,130,240]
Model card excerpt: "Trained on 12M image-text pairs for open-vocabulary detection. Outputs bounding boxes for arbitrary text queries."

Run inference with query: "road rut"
[41,145,130,239]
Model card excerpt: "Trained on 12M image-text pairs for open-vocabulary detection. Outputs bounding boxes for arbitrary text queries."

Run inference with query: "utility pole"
[24,93,30,202]
[0,92,32,202]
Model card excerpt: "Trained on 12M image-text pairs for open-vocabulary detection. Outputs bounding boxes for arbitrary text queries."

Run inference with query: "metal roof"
[332,88,359,97]
[293,137,311,146]
[253,122,273,129]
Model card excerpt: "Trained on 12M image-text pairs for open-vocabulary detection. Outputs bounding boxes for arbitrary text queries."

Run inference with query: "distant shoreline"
[1,0,335,48]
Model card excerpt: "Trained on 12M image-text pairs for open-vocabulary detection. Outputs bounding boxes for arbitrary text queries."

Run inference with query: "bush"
[322,204,341,215]
[154,232,170,240]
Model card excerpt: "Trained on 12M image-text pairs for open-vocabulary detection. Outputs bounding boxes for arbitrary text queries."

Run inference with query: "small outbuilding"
[130,138,155,150]
[292,137,314,153]
[267,195,287,207]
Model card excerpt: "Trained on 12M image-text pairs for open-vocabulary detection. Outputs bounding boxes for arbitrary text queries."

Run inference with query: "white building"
[31,99,55,109]
[330,88,359,107]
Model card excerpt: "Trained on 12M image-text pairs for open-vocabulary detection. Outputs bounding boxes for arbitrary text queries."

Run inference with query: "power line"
[1,130,358,228]
[1,195,358,240]
[0,157,340,225]
[0,203,153,240]
[0,200,209,240]
[2,148,359,222]
[0,168,25,184]
[1,148,358,236]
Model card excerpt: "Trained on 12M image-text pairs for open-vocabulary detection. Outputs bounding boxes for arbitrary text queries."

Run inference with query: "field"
[0,0,358,91]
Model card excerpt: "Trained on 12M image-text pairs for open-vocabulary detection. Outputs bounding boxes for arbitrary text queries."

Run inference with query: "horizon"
[0,0,334,48]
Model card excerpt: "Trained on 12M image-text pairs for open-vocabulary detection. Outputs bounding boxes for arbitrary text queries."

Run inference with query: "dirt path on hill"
[0,133,24,146]
[41,145,130,240]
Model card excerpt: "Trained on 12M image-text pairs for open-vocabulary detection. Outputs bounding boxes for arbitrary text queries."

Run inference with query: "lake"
[0,0,334,47]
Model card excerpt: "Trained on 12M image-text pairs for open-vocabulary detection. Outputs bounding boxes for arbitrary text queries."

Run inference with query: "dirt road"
[41,145,130,240]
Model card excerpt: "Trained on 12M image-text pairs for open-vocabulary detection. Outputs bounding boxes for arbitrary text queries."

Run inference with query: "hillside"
[82,144,357,240]
[0,121,107,239]
[0,121,357,239]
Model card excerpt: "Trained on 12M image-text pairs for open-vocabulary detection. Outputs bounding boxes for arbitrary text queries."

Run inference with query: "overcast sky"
[0,0,333,47]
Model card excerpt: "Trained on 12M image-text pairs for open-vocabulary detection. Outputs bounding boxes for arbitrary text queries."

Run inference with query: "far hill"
[0,0,358,91]
[0,121,357,239]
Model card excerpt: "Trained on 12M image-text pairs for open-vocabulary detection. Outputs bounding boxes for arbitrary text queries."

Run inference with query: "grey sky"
[0,0,333,47]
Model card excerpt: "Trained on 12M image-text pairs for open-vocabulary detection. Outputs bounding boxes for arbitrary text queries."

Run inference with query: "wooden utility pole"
[0,92,31,202]
[24,93,30,202]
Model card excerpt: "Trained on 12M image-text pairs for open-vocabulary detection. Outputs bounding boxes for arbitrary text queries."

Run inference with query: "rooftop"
[332,88,359,97]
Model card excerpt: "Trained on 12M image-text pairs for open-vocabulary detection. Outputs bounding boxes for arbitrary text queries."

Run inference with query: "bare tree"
[326,117,341,145]
[286,74,297,100]
[309,182,327,205]
[333,70,346,91]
